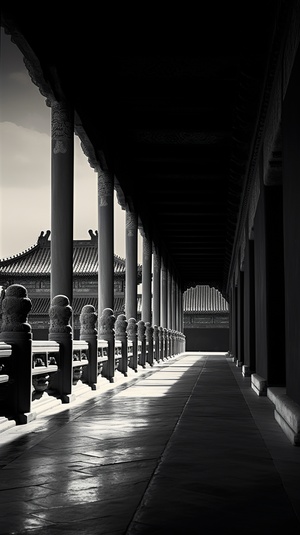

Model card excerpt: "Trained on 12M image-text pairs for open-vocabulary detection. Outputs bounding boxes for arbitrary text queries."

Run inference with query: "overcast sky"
[0,27,141,261]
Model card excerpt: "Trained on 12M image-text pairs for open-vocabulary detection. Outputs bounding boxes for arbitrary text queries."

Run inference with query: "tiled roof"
[0,231,127,276]
[183,285,229,312]
[30,295,142,316]
[30,291,223,317]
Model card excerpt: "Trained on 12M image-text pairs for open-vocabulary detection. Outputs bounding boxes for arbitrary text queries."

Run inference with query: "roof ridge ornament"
[37,230,51,246]
[88,229,98,243]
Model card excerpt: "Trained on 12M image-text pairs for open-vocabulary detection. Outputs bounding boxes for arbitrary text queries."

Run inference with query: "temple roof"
[30,296,142,316]
[30,290,227,316]
[0,231,228,314]
[0,230,138,277]
[183,286,228,313]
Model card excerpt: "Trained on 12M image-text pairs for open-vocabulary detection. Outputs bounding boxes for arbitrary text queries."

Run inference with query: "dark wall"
[230,286,238,359]
[237,271,244,363]
[185,328,229,352]
[254,180,285,385]
[254,192,268,380]
[243,239,256,372]
[283,45,300,404]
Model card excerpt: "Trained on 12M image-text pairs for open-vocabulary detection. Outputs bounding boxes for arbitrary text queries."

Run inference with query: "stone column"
[50,101,74,304]
[141,231,152,324]
[98,167,114,316]
[167,268,172,331]
[243,238,256,376]
[232,284,238,362]
[160,258,167,329]
[125,209,138,321]
[172,276,176,337]
[152,247,161,328]
[175,277,179,333]
[237,270,244,368]
[171,275,176,330]
[180,286,184,336]
[178,284,183,334]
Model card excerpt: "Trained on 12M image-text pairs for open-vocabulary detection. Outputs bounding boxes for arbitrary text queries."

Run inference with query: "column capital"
[98,167,114,207]
[126,210,138,237]
[51,101,74,155]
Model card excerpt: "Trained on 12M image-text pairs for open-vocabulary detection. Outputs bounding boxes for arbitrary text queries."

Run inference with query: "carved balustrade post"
[145,322,154,366]
[99,308,116,382]
[115,314,128,377]
[182,332,186,353]
[163,328,168,360]
[174,331,179,356]
[153,325,159,363]
[0,284,33,423]
[79,304,98,390]
[170,329,174,357]
[169,330,173,358]
[158,326,164,362]
[127,318,138,372]
[48,295,73,402]
[137,320,146,368]
[167,329,171,358]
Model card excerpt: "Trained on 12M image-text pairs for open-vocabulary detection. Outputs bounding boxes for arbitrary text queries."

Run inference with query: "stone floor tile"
[1,353,300,534]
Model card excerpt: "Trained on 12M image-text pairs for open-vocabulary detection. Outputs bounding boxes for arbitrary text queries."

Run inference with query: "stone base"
[18,411,37,425]
[0,416,16,433]
[251,373,267,396]
[242,365,251,377]
[236,360,243,367]
[61,393,77,403]
[268,387,300,446]
[70,381,91,399]
[32,392,62,416]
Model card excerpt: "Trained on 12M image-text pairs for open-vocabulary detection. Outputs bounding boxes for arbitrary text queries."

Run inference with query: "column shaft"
[152,248,161,326]
[98,168,114,315]
[51,101,74,303]
[167,269,172,330]
[142,234,152,323]
[160,259,167,328]
[125,210,138,320]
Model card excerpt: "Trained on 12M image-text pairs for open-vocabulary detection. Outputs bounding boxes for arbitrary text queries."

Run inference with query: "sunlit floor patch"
[116,385,176,397]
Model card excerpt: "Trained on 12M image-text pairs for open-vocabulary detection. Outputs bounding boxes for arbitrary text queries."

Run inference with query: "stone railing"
[0,284,186,430]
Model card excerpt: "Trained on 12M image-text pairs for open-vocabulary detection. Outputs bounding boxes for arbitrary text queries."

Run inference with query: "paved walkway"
[1,352,300,534]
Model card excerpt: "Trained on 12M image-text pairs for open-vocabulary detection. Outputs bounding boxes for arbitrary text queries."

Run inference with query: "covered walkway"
[1,352,300,534]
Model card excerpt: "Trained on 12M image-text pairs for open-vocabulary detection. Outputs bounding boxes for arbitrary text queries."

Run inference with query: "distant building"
[0,230,142,340]
[0,231,229,349]
[183,285,229,351]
